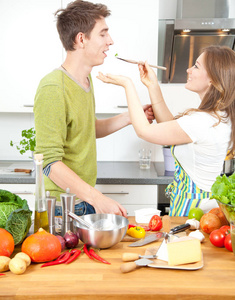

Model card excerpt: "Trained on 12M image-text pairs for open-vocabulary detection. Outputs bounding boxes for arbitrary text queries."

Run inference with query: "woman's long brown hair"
[176,45,235,156]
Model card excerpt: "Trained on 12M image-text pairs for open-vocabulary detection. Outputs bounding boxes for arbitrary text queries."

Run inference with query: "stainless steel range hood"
[158,0,235,83]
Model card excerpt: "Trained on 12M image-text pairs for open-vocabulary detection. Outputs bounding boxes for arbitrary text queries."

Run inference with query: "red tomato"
[209,229,225,248]
[219,225,230,236]
[149,215,162,231]
[224,234,233,252]
[141,225,151,231]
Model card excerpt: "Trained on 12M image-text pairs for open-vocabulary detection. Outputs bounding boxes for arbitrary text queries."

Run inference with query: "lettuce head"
[211,173,235,204]
[0,189,32,245]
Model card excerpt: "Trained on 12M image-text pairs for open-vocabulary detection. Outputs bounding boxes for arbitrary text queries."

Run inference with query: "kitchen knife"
[128,223,190,247]
[128,232,164,247]
[120,258,153,273]
[122,252,157,262]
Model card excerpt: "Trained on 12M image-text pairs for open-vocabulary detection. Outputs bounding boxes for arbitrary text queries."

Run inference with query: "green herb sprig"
[10,127,36,155]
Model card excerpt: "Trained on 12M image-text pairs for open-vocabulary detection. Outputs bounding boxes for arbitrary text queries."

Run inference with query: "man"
[34,0,153,217]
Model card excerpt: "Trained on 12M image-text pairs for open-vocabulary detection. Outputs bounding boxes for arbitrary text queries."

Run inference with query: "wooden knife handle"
[14,169,32,173]
[162,215,171,233]
[122,253,139,262]
[120,262,137,273]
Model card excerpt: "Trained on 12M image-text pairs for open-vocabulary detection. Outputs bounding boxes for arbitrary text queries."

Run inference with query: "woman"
[97,45,235,216]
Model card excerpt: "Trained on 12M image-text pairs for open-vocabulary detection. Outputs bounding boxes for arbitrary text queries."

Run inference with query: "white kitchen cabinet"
[0,0,62,112]
[95,184,158,216]
[0,184,35,213]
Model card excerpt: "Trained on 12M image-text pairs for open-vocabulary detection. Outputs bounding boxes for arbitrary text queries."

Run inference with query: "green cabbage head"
[0,189,32,245]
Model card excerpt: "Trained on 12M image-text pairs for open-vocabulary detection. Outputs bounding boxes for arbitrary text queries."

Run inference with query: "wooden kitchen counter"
[1,217,235,300]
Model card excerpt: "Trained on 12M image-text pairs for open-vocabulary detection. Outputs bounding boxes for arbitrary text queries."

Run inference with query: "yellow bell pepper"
[126,226,146,239]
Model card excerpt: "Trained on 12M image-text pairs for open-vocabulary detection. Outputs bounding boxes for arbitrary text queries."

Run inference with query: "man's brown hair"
[55,0,111,51]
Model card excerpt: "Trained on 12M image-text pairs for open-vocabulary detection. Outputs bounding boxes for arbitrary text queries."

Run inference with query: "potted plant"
[10,127,36,158]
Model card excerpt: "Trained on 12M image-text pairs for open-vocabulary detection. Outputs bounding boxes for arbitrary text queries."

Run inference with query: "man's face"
[83,17,114,67]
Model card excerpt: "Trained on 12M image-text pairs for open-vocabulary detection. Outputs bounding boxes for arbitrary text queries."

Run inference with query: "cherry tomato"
[149,215,162,231]
[224,234,233,252]
[219,225,230,236]
[209,229,225,248]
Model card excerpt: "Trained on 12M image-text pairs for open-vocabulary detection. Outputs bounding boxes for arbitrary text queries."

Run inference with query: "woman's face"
[185,52,211,99]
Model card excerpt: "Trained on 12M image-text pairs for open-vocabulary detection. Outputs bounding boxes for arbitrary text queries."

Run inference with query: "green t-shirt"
[34,68,97,201]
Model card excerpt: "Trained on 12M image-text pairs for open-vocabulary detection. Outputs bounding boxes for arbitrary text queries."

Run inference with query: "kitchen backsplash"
[0,84,200,162]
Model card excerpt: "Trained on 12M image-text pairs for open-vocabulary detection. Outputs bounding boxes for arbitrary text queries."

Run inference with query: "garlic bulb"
[185,218,200,230]
[189,230,205,242]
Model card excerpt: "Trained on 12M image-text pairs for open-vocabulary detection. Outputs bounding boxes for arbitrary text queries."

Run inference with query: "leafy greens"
[211,173,235,221]
[0,189,32,245]
[211,173,235,205]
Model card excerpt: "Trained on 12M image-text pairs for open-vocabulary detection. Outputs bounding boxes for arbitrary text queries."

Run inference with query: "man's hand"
[91,188,128,218]
[143,104,155,124]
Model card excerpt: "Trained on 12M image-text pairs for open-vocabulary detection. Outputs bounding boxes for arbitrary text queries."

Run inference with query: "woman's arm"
[138,62,174,123]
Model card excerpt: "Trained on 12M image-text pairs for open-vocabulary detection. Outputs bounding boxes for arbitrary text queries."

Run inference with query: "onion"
[55,235,66,251]
[64,230,79,249]
[200,213,221,234]
[209,208,229,226]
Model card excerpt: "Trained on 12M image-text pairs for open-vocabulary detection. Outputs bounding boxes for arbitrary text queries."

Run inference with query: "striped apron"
[165,146,212,216]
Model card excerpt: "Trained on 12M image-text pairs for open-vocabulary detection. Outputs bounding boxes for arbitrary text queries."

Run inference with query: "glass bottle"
[34,153,49,233]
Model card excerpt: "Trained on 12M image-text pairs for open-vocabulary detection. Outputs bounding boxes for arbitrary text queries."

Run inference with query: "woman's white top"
[175,111,231,192]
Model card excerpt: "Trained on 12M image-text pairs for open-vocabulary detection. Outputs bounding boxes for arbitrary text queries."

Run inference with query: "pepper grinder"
[46,191,56,235]
[60,188,76,236]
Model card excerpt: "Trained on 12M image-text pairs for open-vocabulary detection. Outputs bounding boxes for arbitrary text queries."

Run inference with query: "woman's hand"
[97,72,132,88]
[139,61,159,88]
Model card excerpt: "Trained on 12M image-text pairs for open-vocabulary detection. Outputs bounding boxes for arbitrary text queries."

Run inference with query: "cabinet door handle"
[102,192,129,195]
[11,191,34,195]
